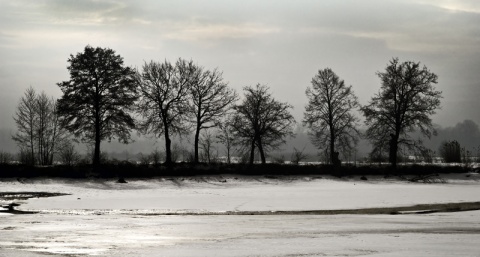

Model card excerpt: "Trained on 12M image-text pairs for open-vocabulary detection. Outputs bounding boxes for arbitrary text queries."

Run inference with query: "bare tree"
[216,116,238,164]
[150,148,164,167]
[291,146,308,165]
[12,87,37,165]
[36,92,51,165]
[136,59,195,165]
[189,66,238,163]
[35,92,66,165]
[57,46,138,166]
[361,58,442,168]
[12,88,66,165]
[138,153,152,166]
[199,130,216,163]
[58,140,80,166]
[232,84,295,165]
[303,68,360,166]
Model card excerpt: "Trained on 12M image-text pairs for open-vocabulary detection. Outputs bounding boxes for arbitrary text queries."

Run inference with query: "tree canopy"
[303,68,360,165]
[232,84,295,164]
[361,58,442,168]
[188,66,238,163]
[57,45,138,166]
[136,59,195,165]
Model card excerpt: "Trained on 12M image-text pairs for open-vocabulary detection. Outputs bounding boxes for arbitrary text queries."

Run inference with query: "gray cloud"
[0,0,479,134]
[40,0,135,25]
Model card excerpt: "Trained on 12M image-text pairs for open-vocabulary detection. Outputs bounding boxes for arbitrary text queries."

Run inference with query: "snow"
[1,173,480,256]
[2,174,479,213]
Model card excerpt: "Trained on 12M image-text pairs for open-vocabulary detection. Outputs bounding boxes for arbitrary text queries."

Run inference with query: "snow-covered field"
[1,173,480,256]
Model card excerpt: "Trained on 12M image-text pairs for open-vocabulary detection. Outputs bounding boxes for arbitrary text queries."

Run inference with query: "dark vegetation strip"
[0,192,70,200]
[4,202,480,216]
[0,163,476,179]
[140,202,480,216]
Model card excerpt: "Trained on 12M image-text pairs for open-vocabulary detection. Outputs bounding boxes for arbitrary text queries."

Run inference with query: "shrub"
[439,140,461,163]
[420,149,435,164]
[150,148,164,167]
[0,151,14,164]
[58,141,81,166]
[272,154,286,164]
[138,153,152,166]
[18,148,35,165]
[291,147,308,164]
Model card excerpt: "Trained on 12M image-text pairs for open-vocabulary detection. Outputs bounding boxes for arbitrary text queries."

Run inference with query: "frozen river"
[1,174,480,256]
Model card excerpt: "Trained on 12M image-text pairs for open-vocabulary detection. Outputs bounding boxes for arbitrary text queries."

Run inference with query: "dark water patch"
[24,201,480,216]
[0,192,69,214]
[0,192,70,200]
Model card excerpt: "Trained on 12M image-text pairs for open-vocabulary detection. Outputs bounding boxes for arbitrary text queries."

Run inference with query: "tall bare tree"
[232,84,295,165]
[57,45,138,166]
[13,88,67,165]
[361,58,442,168]
[136,59,195,165]
[12,86,37,165]
[189,66,238,163]
[303,68,360,166]
[35,92,66,165]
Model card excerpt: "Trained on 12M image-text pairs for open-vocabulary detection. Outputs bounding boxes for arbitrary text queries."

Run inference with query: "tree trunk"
[30,126,35,166]
[226,144,231,164]
[257,137,266,164]
[206,144,211,163]
[93,95,101,167]
[330,133,336,165]
[93,117,101,166]
[164,126,172,165]
[194,125,200,163]
[93,133,101,166]
[249,138,255,165]
[37,133,42,165]
[389,133,398,169]
[49,124,57,165]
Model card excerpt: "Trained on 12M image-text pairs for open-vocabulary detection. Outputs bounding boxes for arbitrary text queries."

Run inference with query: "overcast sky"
[1,0,479,133]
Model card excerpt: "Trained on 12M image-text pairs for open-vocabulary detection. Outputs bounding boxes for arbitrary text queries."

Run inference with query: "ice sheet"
[1,174,480,256]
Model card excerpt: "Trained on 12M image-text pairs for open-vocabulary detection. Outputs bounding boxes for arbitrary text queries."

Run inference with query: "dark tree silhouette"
[361,58,442,168]
[188,66,238,163]
[136,59,195,165]
[439,140,461,163]
[57,46,138,166]
[13,87,66,165]
[12,87,37,165]
[232,84,295,165]
[34,92,66,165]
[303,68,360,166]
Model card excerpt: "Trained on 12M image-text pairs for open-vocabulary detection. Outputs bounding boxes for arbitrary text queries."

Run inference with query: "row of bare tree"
[37,46,295,166]
[12,88,68,165]
[303,59,441,168]
[12,45,442,168]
